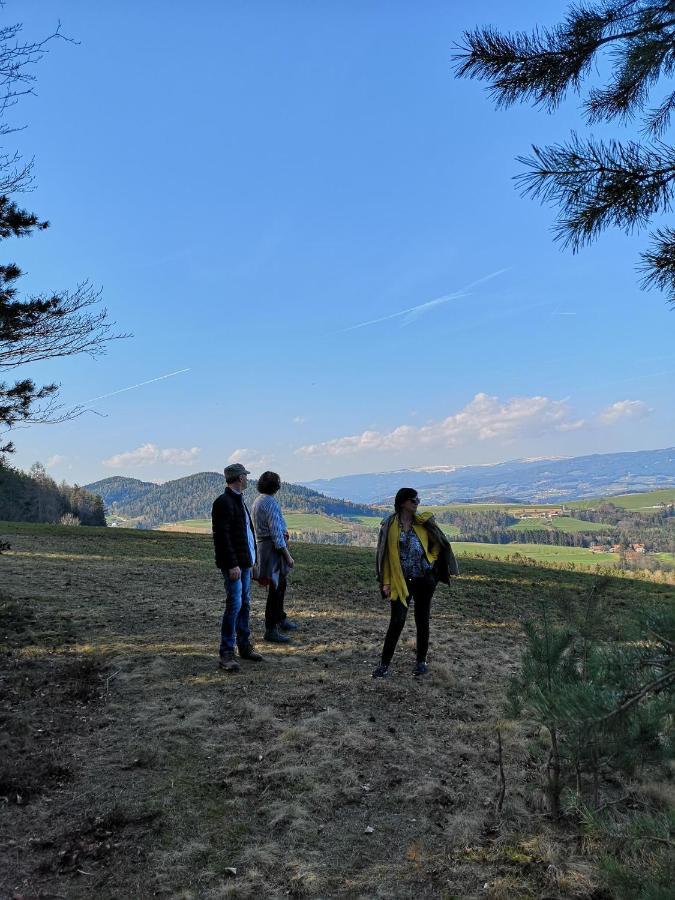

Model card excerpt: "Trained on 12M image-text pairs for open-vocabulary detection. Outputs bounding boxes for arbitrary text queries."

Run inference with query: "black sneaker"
[264,627,291,644]
[413,661,429,677]
[371,663,389,679]
[279,618,298,631]
[238,644,263,661]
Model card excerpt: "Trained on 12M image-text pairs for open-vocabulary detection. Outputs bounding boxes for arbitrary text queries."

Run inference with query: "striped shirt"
[252,494,288,549]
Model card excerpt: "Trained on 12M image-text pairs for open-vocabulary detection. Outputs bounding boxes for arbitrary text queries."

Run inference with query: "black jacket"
[212,487,257,571]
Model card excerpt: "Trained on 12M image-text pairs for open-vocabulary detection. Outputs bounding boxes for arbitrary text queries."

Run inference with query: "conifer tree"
[0,16,120,454]
[508,584,674,815]
[454,1,675,305]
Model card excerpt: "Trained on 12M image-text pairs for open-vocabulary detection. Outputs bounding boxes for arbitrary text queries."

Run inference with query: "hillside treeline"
[435,508,518,529]
[80,476,155,508]
[461,521,672,554]
[272,483,376,518]
[571,502,675,528]
[435,503,674,552]
[288,525,377,548]
[0,462,106,526]
[88,472,379,528]
[457,526,673,553]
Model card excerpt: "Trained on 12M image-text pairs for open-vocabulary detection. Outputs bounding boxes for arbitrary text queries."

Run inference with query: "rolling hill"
[84,472,380,528]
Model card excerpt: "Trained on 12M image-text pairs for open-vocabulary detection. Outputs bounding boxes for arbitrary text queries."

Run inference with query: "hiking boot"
[238,644,263,661]
[264,627,291,644]
[218,650,240,672]
[279,618,298,631]
[371,663,389,679]
[413,661,429,677]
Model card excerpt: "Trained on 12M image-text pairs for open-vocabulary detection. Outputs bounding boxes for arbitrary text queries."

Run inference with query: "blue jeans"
[220,567,252,654]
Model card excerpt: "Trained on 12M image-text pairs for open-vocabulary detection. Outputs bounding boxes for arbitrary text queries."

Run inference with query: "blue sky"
[7,0,675,484]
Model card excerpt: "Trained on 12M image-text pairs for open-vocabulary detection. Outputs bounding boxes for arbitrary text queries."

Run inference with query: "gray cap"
[224,462,250,480]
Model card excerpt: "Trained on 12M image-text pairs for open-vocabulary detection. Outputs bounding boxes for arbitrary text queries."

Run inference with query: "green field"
[426,503,532,514]
[655,552,675,565]
[164,513,354,534]
[508,515,613,534]
[347,514,384,528]
[427,487,675,516]
[285,512,352,533]
[455,542,673,570]
[163,518,210,529]
[453,541,619,568]
[168,513,461,539]
[567,487,675,510]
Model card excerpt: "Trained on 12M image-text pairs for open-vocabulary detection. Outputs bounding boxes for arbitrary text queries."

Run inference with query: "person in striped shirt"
[252,471,298,643]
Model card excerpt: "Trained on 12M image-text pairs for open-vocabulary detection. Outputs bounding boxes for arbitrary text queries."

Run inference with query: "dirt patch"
[0,524,669,897]
[0,600,104,804]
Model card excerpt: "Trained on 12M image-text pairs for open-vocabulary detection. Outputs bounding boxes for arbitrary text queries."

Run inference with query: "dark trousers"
[265,575,287,630]
[381,573,436,665]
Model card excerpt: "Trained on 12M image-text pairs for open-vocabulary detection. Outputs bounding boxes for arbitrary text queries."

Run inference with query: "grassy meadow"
[507,516,613,534]
[155,488,675,566]
[453,541,621,568]
[566,487,675,510]
[160,518,658,572]
[162,514,462,541]
[161,514,354,534]
[1,521,673,898]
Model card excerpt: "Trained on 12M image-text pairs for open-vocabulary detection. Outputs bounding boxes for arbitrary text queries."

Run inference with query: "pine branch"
[584,31,675,123]
[643,89,675,135]
[640,226,675,303]
[453,4,675,112]
[453,2,675,306]
[649,628,675,649]
[453,25,603,110]
[0,194,48,238]
[516,136,675,250]
[593,669,675,724]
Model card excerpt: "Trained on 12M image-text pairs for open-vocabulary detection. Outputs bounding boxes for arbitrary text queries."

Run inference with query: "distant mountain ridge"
[84,472,379,528]
[302,447,675,504]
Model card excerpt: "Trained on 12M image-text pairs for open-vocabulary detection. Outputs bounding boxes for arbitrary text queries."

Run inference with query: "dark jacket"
[212,487,257,571]
[375,513,459,588]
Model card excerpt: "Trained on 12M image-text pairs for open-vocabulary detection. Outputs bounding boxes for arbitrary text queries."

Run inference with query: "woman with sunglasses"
[372,487,458,678]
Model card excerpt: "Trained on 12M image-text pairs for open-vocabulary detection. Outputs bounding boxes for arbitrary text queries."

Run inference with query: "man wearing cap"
[212,462,263,672]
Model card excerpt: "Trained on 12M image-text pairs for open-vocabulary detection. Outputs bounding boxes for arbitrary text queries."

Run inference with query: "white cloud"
[228,448,272,471]
[598,400,651,425]
[292,416,306,425]
[103,442,201,468]
[46,454,67,468]
[296,393,578,458]
[557,419,586,432]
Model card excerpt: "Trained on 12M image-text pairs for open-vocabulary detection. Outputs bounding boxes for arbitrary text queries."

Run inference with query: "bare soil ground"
[1,523,672,899]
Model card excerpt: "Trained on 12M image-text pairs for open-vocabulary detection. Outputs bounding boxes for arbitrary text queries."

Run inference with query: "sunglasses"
[408,497,420,504]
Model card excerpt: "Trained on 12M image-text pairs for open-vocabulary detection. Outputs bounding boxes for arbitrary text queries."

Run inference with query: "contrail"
[340,291,469,332]
[458,267,511,292]
[80,368,191,406]
[338,267,510,332]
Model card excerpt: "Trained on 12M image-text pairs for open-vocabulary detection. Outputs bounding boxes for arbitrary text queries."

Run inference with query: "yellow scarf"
[382,511,440,606]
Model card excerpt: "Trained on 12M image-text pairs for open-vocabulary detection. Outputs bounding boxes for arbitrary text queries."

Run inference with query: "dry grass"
[0,523,672,898]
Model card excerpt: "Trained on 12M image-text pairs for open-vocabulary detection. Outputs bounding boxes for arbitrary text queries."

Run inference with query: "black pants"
[381,573,436,665]
[265,575,287,630]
